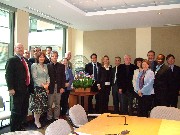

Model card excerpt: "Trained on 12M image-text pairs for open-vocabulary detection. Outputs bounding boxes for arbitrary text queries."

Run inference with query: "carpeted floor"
[0,120,47,135]
[0,115,74,135]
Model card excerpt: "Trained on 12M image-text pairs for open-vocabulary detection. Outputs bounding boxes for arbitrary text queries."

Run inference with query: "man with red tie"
[5,43,31,131]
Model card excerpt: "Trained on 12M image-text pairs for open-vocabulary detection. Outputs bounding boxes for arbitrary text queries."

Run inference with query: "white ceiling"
[1,0,180,31]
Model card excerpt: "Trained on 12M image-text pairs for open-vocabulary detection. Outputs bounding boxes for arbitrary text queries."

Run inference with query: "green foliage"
[73,72,94,89]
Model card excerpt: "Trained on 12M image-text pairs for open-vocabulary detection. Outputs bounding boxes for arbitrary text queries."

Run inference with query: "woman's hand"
[42,83,49,90]
[65,83,70,87]
[138,90,143,97]
[46,89,49,94]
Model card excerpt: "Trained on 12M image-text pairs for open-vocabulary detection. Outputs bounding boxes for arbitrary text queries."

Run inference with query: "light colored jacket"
[135,69,154,95]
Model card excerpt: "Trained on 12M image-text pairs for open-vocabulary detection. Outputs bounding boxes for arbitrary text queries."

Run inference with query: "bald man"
[5,43,31,131]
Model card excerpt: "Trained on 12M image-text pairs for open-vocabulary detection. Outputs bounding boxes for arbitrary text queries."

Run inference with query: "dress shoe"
[19,125,26,131]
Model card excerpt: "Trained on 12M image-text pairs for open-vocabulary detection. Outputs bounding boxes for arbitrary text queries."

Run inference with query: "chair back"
[69,104,88,128]
[0,96,4,109]
[45,119,71,135]
[150,106,180,121]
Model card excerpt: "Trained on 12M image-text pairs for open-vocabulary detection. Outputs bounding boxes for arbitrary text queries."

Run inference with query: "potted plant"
[73,71,94,92]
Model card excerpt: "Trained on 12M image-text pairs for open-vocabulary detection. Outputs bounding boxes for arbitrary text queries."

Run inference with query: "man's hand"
[60,88,64,93]
[9,89,15,96]
[118,89,122,94]
[97,84,101,90]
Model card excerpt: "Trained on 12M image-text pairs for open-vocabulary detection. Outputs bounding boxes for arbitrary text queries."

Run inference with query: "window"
[28,16,66,61]
[0,7,15,127]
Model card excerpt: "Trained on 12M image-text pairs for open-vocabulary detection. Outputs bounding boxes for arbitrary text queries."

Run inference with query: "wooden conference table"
[75,113,180,135]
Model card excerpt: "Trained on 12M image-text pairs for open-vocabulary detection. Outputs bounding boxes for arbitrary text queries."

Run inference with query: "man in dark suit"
[111,56,121,113]
[85,53,101,113]
[5,43,31,131]
[166,54,180,107]
[29,47,50,64]
[154,54,171,106]
[117,55,137,115]
[47,51,66,120]
[147,50,157,72]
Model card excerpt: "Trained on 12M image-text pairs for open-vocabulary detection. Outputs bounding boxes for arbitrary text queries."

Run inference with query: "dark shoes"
[59,115,67,120]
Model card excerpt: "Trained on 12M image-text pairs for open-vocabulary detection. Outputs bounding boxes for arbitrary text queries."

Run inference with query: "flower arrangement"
[73,71,94,89]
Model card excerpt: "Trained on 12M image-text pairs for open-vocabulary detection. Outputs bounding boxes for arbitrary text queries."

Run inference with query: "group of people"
[5,43,180,132]
[5,43,73,131]
[85,51,180,118]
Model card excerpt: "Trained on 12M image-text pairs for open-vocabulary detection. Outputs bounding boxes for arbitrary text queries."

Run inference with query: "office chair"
[68,104,101,128]
[150,106,180,121]
[45,119,72,135]
[0,96,11,127]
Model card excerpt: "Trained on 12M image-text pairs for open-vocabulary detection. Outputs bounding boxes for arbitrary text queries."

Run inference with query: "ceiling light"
[164,24,180,26]
[25,6,71,25]
[158,12,162,15]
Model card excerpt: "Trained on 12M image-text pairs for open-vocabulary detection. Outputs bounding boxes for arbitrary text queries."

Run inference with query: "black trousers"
[10,92,29,131]
[98,85,111,114]
[60,90,70,116]
[138,95,152,117]
[167,93,178,108]
[88,82,99,113]
[112,83,121,113]
[120,91,133,115]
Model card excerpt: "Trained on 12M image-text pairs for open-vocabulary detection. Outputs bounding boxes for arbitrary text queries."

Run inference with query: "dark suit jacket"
[85,62,101,77]
[85,62,101,91]
[168,65,180,96]
[97,65,112,87]
[154,64,171,101]
[5,55,28,94]
[117,64,137,93]
[150,60,157,72]
[47,62,66,94]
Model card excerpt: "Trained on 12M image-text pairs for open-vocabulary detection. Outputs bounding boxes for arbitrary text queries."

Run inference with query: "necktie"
[171,66,173,72]
[21,57,30,86]
[114,66,117,84]
[139,71,146,89]
[93,63,97,80]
